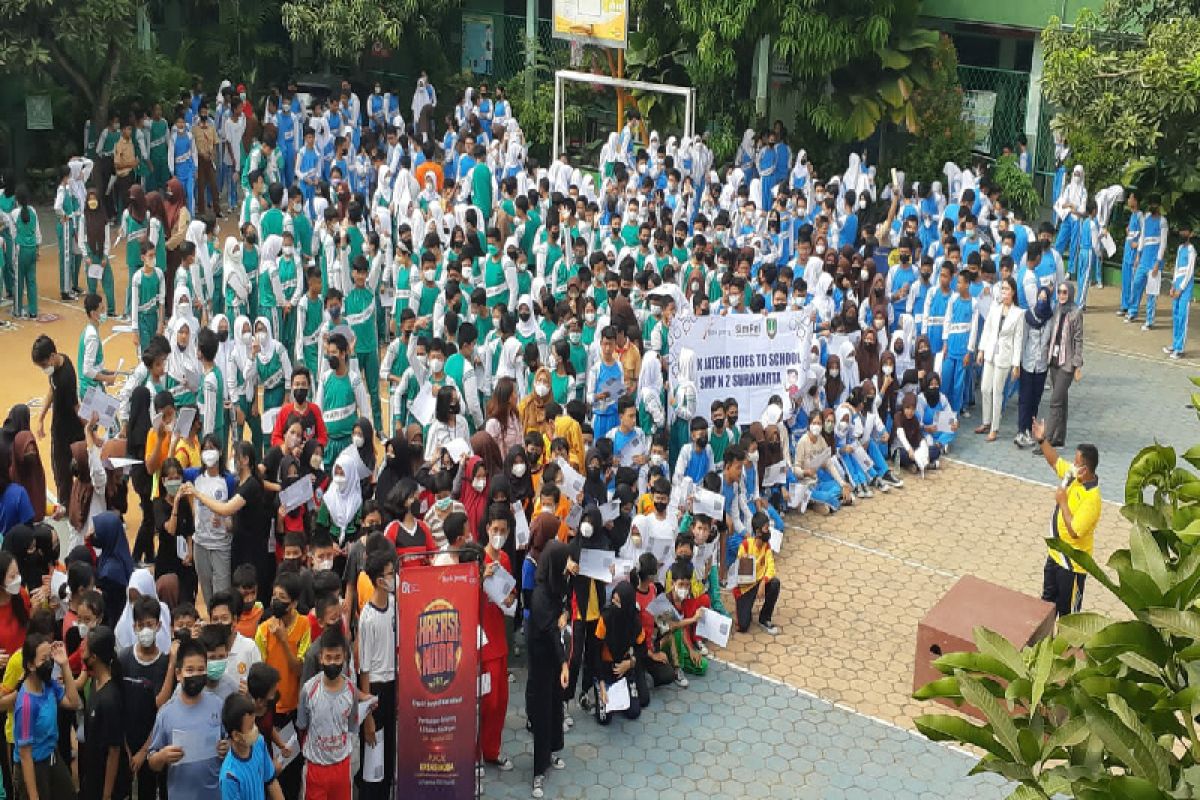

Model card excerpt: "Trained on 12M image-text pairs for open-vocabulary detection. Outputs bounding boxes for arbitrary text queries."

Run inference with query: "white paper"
[762,462,787,488]
[172,727,219,764]
[556,458,585,499]
[176,534,188,561]
[111,324,137,334]
[598,500,620,523]
[277,723,300,771]
[769,527,783,554]
[278,476,315,513]
[483,565,517,608]
[513,502,530,548]
[362,740,385,783]
[410,388,436,426]
[477,670,492,698]
[443,437,471,464]
[645,592,681,620]
[603,678,631,712]
[260,407,280,436]
[565,502,583,531]
[103,456,142,469]
[934,408,956,434]
[693,488,724,520]
[78,385,118,430]
[1100,229,1117,258]
[88,261,104,280]
[696,608,733,648]
[174,406,197,438]
[693,541,717,575]
[578,548,616,582]
[357,697,378,723]
[1147,271,1163,296]
[598,375,624,404]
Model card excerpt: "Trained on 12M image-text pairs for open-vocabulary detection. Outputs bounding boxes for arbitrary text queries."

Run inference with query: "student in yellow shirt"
[732,513,780,635]
[1032,418,1101,617]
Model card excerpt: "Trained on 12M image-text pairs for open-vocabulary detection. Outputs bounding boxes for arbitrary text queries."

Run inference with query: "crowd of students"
[0,67,1171,800]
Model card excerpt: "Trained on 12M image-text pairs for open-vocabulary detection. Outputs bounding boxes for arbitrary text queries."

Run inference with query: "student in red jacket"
[270,368,328,447]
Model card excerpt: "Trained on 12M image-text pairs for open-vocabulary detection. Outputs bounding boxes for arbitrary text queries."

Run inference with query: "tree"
[1041,4,1200,221]
[280,0,456,65]
[914,375,1200,798]
[0,0,140,129]
[897,34,972,187]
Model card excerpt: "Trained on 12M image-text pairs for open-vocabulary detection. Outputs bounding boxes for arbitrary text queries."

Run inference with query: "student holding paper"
[525,540,575,799]
[357,553,397,800]
[480,507,516,772]
[588,581,648,725]
[146,638,227,800]
[732,513,781,635]
[663,559,710,678]
[31,334,88,506]
[630,553,684,688]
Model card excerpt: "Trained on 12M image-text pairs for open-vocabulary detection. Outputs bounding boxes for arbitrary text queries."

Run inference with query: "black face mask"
[181,674,206,697]
[924,388,941,405]
[327,355,341,371]
[518,311,531,322]
[449,402,462,415]
[270,598,290,618]
[322,662,343,681]
[653,500,668,513]
[218,330,229,343]
[694,435,708,449]
[34,661,53,684]
[712,419,725,430]
[293,387,308,404]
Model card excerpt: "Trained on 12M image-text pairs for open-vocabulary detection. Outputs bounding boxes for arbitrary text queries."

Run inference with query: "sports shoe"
[578,693,593,713]
[697,641,711,658]
[861,485,874,498]
[759,621,780,636]
[562,711,573,732]
[1142,323,1153,331]
[882,471,904,488]
[532,774,546,798]
[874,477,890,493]
[1116,308,1127,316]
[487,756,514,772]
[1171,351,1183,360]
[1125,315,1137,323]
[551,755,566,770]
[674,668,690,688]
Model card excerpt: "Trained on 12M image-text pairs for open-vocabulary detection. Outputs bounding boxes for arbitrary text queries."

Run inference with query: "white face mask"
[313,558,333,572]
[584,312,596,324]
[332,473,348,487]
[76,622,91,638]
[674,587,689,601]
[136,627,157,649]
[534,382,550,397]
[472,477,487,492]
[4,577,21,596]
[256,331,269,348]
[809,423,822,437]
[882,364,894,375]
[240,331,252,346]
[747,451,759,463]
[1001,245,1012,256]
[815,245,826,255]
[41,364,55,376]
[428,357,444,374]
[860,269,869,282]
[580,522,594,538]
[201,449,219,467]
[423,269,436,283]
[829,368,840,378]
[490,534,507,550]
[511,463,527,478]
[352,434,365,449]
[310,454,324,470]
[650,453,663,467]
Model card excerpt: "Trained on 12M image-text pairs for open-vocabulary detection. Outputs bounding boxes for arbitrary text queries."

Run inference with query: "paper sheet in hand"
[483,566,517,608]
[934,408,956,434]
[172,727,219,764]
[762,462,788,488]
[696,608,733,648]
[410,388,436,426]
[578,548,615,582]
[599,500,620,523]
[598,375,624,403]
[278,476,314,513]
[693,488,724,520]
[604,678,631,713]
[104,457,142,469]
[1147,271,1163,296]
[174,406,197,438]
[693,541,717,574]
[645,591,681,620]
[78,386,118,430]
[478,670,492,697]
[259,407,280,436]
[362,740,385,782]
[565,502,583,531]
[1100,229,1117,258]
[443,438,471,463]
[513,502,530,548]
[277,723,300,770]
[769,527,783,554]
[88,261,104,280]
[357,697,378,724]
[556,458,585,499]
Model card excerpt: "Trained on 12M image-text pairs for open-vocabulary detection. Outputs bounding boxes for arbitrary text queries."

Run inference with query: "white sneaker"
[1171,351,1183,360]
[532,774,546,799]
[674,668,689,688]
[697,641,711,658]
[1142,324,1153,331]
[1164,346,1175,355]
[1116,309,1127,316]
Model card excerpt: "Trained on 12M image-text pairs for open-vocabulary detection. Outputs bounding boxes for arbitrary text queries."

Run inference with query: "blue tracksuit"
[1172,242,1195,353]
[1074,217,1099,309]
[940,294,976,413]
[1120,210,1142,314]
[922,287,952,354]
[1130,213,1167,324]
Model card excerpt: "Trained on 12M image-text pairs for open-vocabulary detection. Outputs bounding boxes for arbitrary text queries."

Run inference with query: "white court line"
[711,657,980,761]
[942,455,1123,507]
[1089,341,1195,369]
[788,520,960,579]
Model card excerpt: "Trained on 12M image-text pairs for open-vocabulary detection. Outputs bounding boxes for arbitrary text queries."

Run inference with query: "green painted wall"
[921,0,1100,30]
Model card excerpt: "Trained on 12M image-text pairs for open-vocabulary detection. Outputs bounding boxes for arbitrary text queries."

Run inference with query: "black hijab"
[504,445,534,504]
[0,405,30,450]
[126,387,153,460]
[582,448,608,507]
[528,540,573,641]
[355,417,377,472]
[375,437,411,513]
[602,581,639,660]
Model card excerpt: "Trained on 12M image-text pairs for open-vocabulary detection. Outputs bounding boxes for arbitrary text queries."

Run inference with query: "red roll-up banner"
[395,561,480,799]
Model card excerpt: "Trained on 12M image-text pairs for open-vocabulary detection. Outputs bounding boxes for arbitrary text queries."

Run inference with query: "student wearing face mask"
[181,439,260,605]
[15,633,82,800]
[478,508,516,772]
[219,691,284,800]
[525,540,576,799]
[732,513,780,635]
[315,447,369,550]
[356,552,398,799]
[146,639,224,800]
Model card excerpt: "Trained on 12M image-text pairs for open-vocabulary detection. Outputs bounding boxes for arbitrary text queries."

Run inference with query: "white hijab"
[324,446,369,531]
[515,294,539,339]
[223,236,249,302]
[114,568,173,653]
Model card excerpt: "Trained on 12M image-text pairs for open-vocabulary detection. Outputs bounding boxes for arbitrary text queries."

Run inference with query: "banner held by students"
[396,562,481,799]
[669,311,813,421]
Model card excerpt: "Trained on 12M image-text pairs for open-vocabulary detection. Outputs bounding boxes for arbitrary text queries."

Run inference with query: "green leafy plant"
[914,374,1200,798]
[896,34,972,187]
[281,0,458,65]
[507,48,585,164]
[992,154,1040,220]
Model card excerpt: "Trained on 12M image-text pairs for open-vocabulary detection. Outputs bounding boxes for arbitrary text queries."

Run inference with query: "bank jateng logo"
[414,599,462,693]
[766,318,777,339]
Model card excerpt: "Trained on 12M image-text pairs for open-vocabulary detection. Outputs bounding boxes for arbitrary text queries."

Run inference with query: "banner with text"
[669,311,812,422]
[396,562,480,799]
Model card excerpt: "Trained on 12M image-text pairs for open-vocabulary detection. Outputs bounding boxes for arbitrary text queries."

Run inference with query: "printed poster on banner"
[668,311,812,422]
[396,562,480,799]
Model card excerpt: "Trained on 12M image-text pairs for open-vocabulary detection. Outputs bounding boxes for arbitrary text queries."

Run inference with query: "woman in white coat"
[974,276,1025,440]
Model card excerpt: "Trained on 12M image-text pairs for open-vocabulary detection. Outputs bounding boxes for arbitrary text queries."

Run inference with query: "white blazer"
[977,302,1026,369]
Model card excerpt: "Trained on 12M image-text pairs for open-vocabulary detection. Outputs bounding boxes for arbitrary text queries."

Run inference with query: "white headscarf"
[232,315,254,373]
[114,568,173,653]
[515,294,539,339]
[254,315,279,365]
[842,153,862,200]
[223,236,249,304]
[672,347,697,407]
[324,446,369,531]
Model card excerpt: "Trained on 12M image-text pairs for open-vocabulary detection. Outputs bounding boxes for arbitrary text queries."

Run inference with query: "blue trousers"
[177,171,196,216]
[865,439,889,478]
[280,144,296,187]
[838,451,870,487]
[941,353,968,413]
[1055,215,1077,256]
[1075,248,1096,309]
[809,469,842,510]
[1120,241,1137,312]
[1173,293,1192,352]
[1129,264,1158,324]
